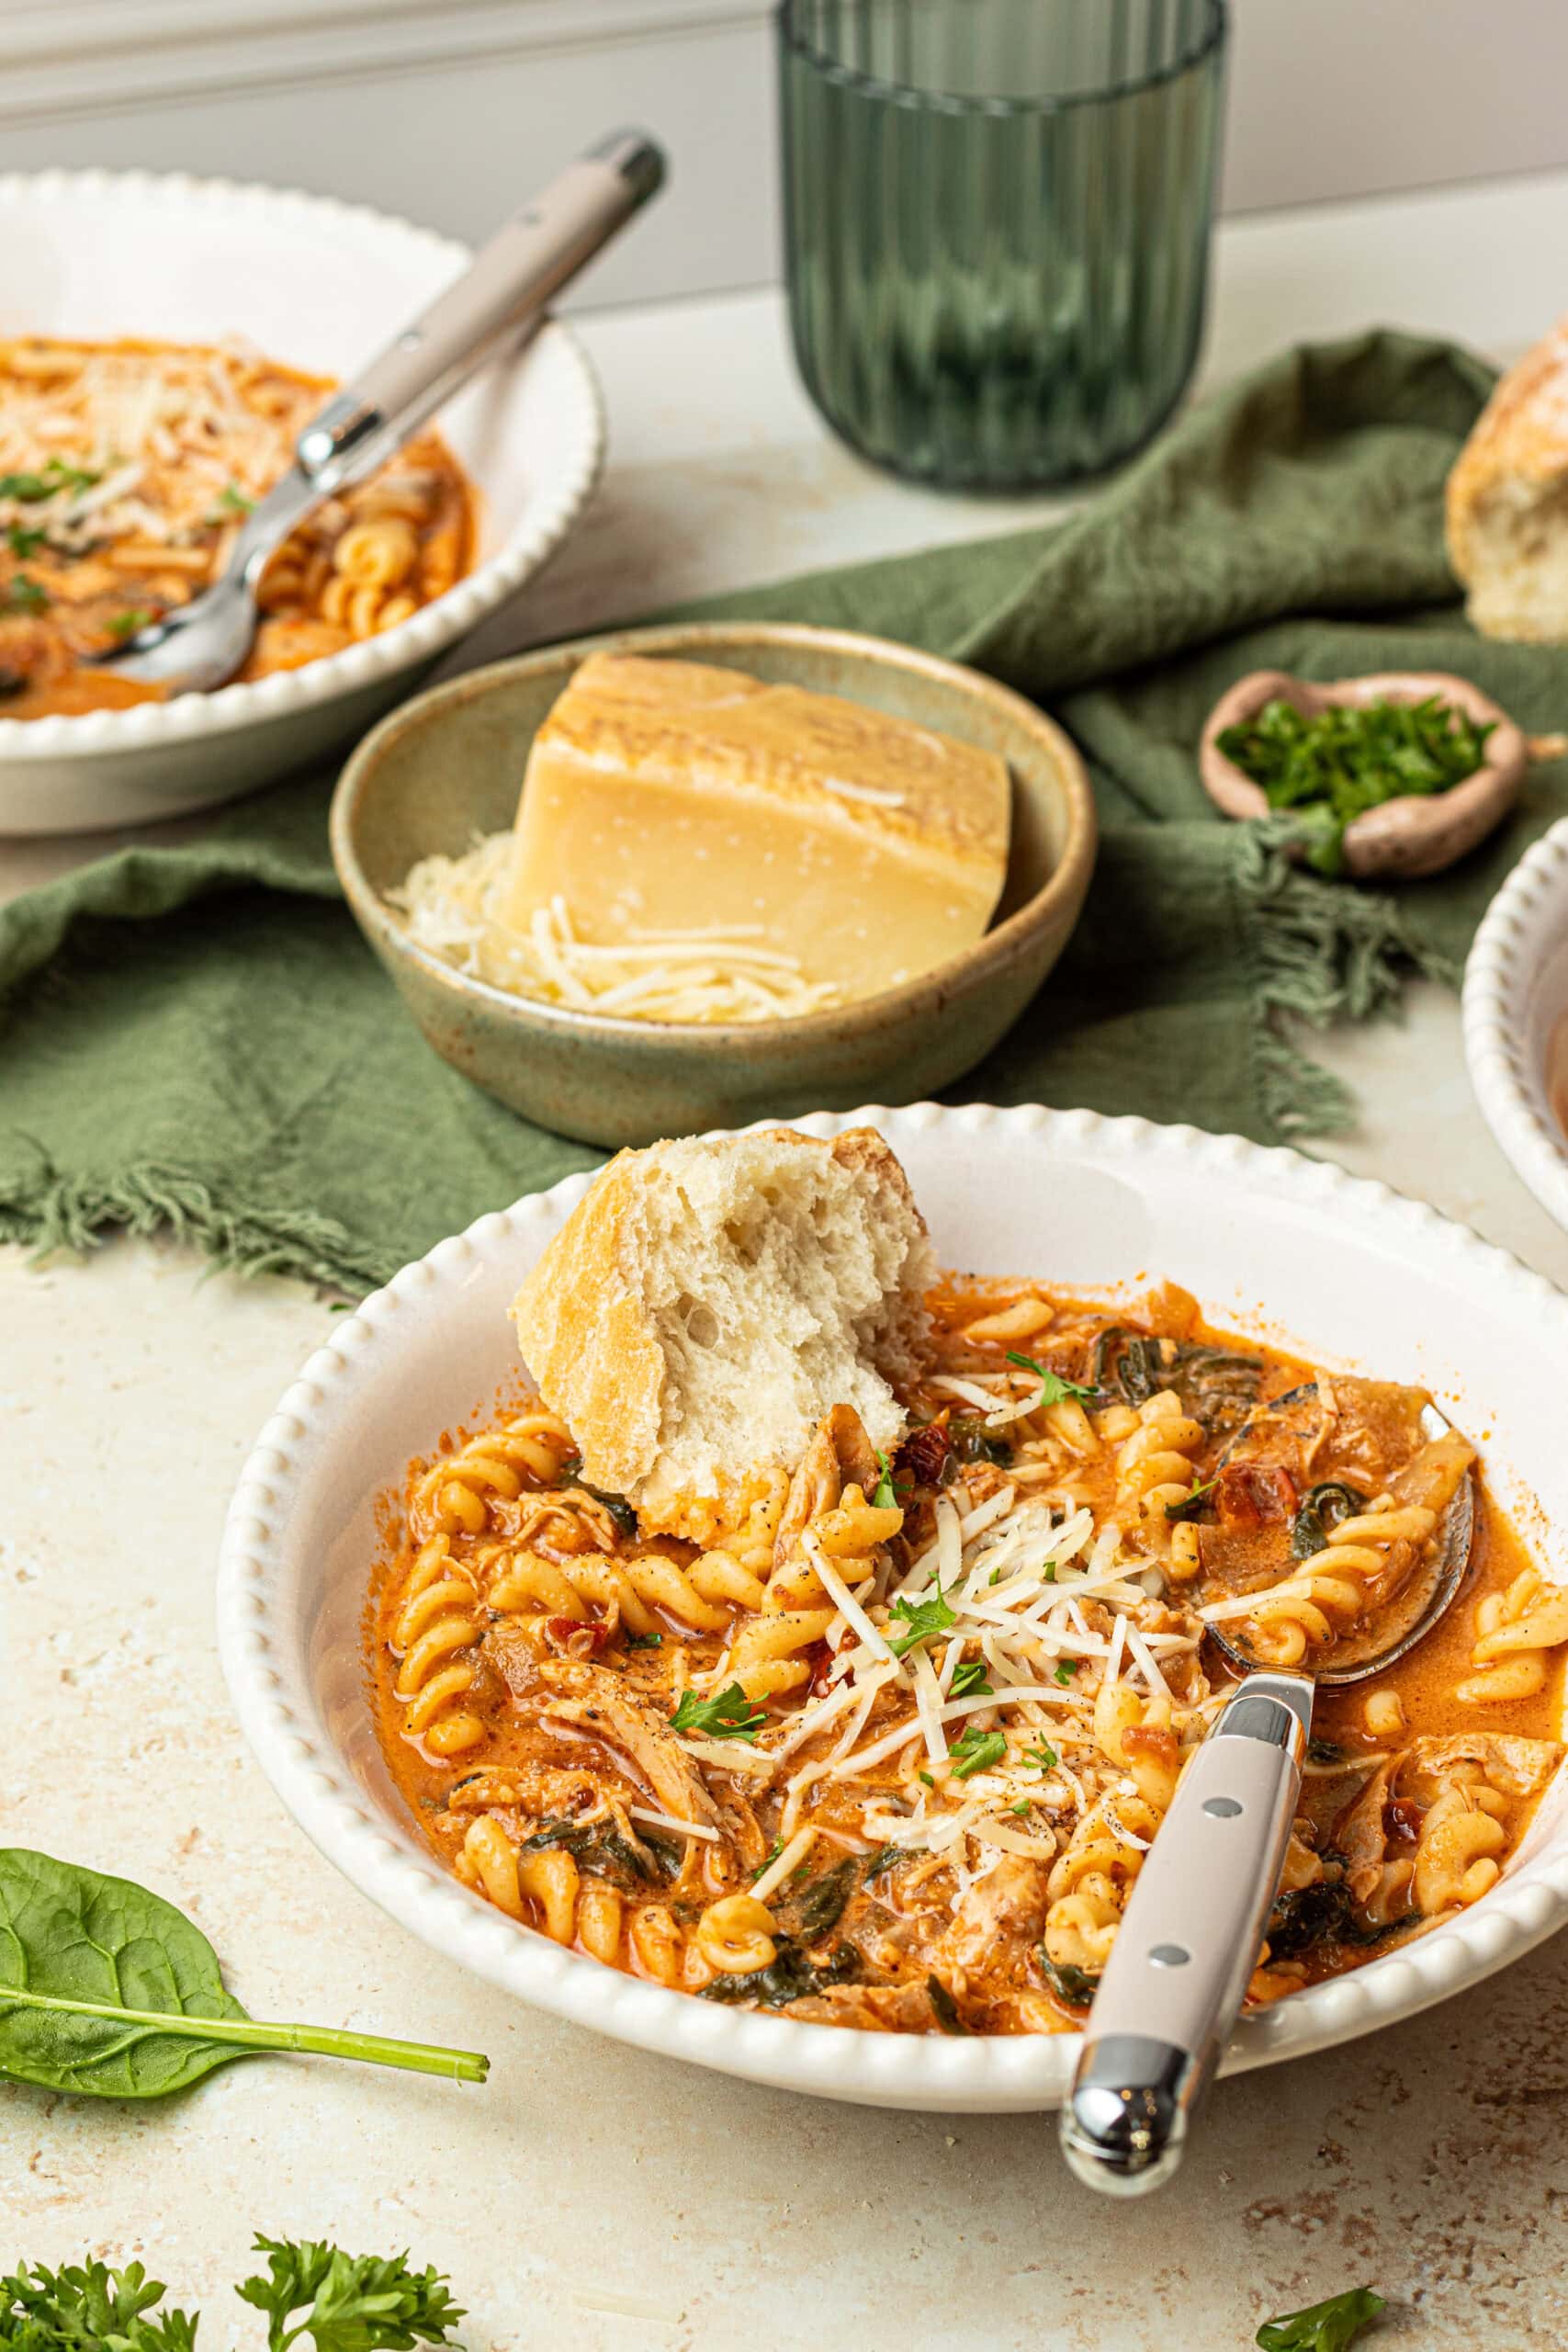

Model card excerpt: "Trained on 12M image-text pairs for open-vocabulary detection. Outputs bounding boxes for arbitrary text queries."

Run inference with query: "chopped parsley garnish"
[1256,2286,1385,2351]
[1010,1800,1032,1816]
[625,1629,662,1650]
[949,1726,1008,1781]
[1165,1473,1217,1521]
[3,574,49,614]
[107,606,152,640]
[1024,1742,1059,1773]
[887,1574,956,1658]
[1217,687,1495,876]
[6,523,44,558]
[1054,1659,1078,1686]
[949,1657,993,1700]
[1005,1351,1097,1407]
[750,1840,784,1883]
[0,456,100,502]
[670,1680,766,1744]
[871,1448,908,1510]
[214,480,254,516]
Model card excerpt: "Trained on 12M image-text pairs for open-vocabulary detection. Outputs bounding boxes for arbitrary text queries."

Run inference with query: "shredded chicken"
[538,1658,719,1824]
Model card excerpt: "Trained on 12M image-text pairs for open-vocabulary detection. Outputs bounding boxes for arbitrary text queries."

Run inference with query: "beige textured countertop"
[7,168,1568,2349]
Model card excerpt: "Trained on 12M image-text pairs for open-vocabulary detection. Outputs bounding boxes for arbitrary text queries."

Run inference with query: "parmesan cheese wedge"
[505,652,1011,1004]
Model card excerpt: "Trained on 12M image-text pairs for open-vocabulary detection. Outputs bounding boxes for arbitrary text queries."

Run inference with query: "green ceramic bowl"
[330,621,1098,1148]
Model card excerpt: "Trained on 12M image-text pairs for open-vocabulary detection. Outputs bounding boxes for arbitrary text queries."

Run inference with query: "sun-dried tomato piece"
[896,1422,951,1489]
[1215,1464,1299,1530]
[1383,1797,1424,1846]
[806,1639,837,1697]
[546,1615,607,1659]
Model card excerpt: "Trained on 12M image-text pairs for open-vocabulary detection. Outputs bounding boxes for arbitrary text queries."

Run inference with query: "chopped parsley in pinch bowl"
[0,169,603,835]
[218,1104,1568,2111]
[1199,669,1529,881]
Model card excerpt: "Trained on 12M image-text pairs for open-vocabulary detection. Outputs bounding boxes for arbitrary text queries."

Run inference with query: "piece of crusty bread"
[510,1126,934,1538]
[1448,319,1568,641]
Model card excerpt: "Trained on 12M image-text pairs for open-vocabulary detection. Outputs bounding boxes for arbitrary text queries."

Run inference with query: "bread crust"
[509,1127,931,1524]
[1447,318,1568,622]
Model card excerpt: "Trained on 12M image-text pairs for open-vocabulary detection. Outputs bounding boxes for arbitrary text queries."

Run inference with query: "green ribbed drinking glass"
[778,0,1227,489]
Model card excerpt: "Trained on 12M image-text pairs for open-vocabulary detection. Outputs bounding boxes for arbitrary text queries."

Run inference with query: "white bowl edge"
[217,1102,1568,2113]
[1463,815,1568,1239]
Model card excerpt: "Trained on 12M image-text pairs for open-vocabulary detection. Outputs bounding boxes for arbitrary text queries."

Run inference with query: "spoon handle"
[291,130,664,499]
[1060,1670,1312,2196]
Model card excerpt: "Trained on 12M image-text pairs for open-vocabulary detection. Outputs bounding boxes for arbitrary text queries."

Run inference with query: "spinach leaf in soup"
[776,1857,861,1942]
[1292,1481,1368,1560]
[699,1939,862,2008]
[516,1817,681,1888]
[1087,1327,1262,1433]
[1037,1949,1099,2011]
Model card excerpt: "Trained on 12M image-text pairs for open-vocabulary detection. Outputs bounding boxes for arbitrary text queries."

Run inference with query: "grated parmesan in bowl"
[392,832,845,1025]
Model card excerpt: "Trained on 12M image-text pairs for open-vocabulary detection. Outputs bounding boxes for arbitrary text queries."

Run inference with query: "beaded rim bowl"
[217,1103,1568,2111]
[1464,816,1568,1240]
[0,169,604,834]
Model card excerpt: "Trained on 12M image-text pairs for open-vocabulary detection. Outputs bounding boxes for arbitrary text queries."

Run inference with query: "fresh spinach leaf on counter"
[0,1849,487,2098]
[1256,2285,1386,2351]
[0,2236,465,2352]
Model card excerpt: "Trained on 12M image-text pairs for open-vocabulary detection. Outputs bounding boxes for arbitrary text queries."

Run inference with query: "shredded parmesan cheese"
[393,836,846,1026]
[628,1804,721,1844]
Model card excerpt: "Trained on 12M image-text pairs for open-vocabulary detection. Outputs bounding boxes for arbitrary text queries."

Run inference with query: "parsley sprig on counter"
[0,2237,465,2352]
[1215,693,1494,876]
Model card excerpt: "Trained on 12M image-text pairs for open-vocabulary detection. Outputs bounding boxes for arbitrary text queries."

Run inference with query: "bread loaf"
[510,1126,935,1539]
[1447,320,1568,641]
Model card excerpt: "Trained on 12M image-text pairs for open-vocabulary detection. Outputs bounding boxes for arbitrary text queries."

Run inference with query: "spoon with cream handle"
[1060,1393,1474,2196]
[92,130,664,696]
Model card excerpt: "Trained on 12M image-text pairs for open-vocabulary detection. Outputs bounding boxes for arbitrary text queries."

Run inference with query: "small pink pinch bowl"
[1199,669,1529,881]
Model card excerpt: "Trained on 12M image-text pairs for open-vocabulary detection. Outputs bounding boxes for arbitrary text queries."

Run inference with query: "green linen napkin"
[4,328,1566,1293]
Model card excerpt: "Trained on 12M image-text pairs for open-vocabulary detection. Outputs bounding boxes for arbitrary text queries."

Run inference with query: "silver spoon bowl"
[1203,1388,1474,1688]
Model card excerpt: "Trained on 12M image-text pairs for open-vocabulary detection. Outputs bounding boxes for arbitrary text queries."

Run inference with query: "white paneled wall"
[0,0,1565,304]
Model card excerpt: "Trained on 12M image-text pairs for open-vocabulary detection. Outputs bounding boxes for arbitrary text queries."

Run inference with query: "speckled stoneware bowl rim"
[1464,815,1568,1236]
[329,620,1099,1051]
[218,1103,1568,2113]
